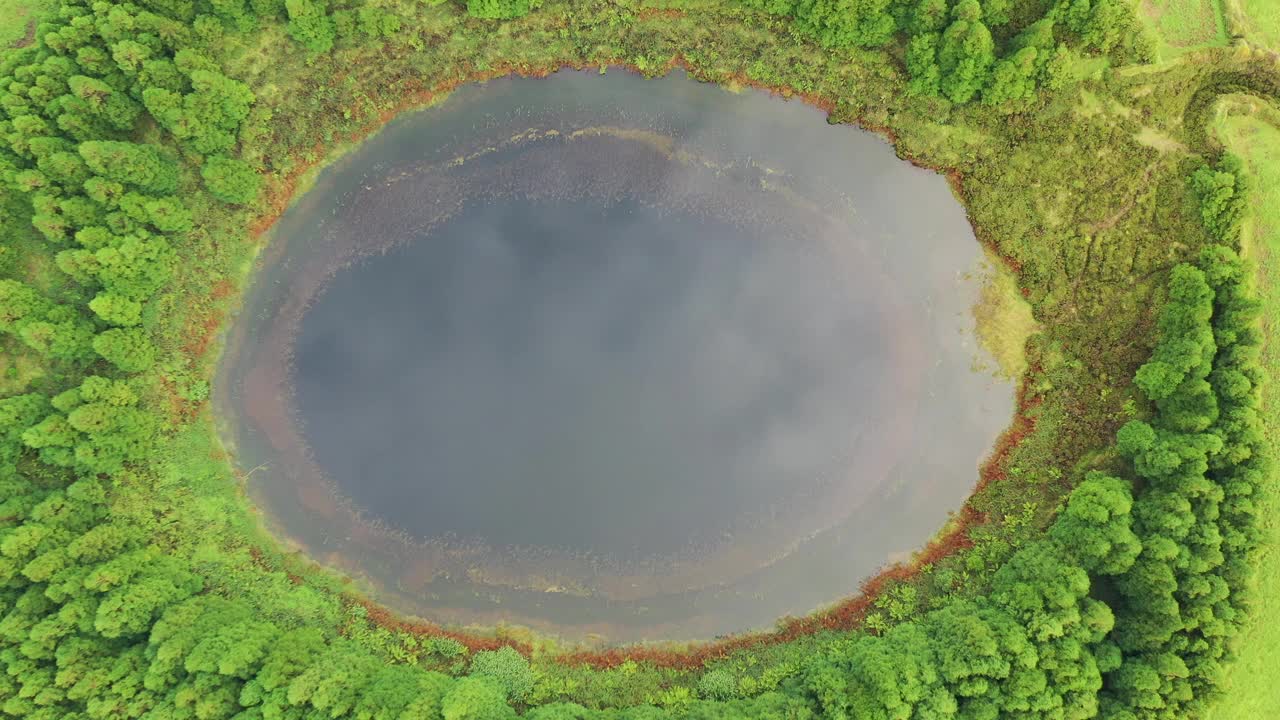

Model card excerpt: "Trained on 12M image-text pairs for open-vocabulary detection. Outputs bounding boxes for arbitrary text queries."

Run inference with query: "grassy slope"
[1140,0,1230,58]
[1230,0,1280,49]
[1202,8,1280,719]
[1205,107,1280,720]
[0,0,52,48]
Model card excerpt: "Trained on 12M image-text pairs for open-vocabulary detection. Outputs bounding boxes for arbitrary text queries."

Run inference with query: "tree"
[1077,0,1130,53]
[93,327,156,372]
[357,6,401,38]
[40,150,92,186]
[938,0,995,104]
[286,642,382,716]
[66,75,142,131]
[1049,473,1141,575]
[201,1,251,34]
[92,234,177,300]
[907,0,949,35]
[982,0,1010,26]
[142,70,254,155]
[78,140,178,194]
[352,665,446,719]
[89,292,143,327]
[1101,234,1268,715]
[285,0,336,53]
[14,306,97,362]
[1191,157,1247,244]
[201,155,260,204]
[144,197,193,233]
[790,0,896,49]
[397,671,458,719]
[984,46,1039,107]
[187,619,281,678]
[0,393,50,463]
[93,556,203,637]
[905,33,942,97]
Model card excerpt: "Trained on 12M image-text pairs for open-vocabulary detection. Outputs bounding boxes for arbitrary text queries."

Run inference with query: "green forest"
[0,0,1277,718]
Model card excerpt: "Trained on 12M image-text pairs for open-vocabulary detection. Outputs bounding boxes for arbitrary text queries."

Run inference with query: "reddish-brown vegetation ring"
[210,57,1036,669]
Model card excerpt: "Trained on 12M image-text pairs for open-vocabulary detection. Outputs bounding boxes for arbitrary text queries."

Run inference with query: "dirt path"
[11,20,35,49]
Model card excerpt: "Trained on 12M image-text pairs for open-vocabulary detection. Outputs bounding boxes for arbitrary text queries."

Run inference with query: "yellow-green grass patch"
[972,250,1039,380]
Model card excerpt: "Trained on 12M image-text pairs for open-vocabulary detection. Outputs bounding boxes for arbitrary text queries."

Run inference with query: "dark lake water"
[217,69,1014,642]
[295,197,892,557]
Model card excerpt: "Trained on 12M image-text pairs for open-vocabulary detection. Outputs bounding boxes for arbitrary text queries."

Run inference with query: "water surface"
[217,70,1013,642]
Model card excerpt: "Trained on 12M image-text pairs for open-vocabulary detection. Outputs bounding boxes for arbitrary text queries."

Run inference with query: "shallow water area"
[217,69,1014,642]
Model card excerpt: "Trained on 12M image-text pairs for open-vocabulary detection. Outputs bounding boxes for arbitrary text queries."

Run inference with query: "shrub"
[470,646,534,702]
[697,669,738,700]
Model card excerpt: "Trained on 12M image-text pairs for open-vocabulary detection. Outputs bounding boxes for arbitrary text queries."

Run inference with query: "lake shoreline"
[211,66,1025,660]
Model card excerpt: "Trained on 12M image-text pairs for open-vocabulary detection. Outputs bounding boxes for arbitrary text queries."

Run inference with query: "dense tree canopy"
[743,0,1140,107]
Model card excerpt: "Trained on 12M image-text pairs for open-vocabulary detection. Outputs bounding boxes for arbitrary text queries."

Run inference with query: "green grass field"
[0,0,51,49]
[1206,107,1280,720]
[1140,0,1230,57]
[1235,0,1280,49]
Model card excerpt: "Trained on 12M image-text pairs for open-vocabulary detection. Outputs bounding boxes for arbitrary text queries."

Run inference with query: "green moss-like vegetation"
[0,0,1276,718]
[974,252,1039,379]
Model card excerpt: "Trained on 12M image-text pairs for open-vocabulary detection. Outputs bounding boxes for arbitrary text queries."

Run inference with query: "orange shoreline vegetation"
[195,56,1037,669]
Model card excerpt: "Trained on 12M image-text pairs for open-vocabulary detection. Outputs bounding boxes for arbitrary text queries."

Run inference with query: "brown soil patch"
[637,8,685,21]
